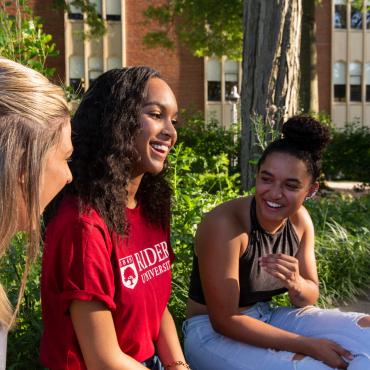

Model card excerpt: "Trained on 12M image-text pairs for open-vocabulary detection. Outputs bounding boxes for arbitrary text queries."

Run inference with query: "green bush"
[245,113,370,184]
[0,234,44,369]
[0,0,58,77]
[176,114,240,178]
[168,143,243,328]
[323,123,370,182]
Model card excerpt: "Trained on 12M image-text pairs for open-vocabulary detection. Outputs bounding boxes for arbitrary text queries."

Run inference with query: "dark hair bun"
[282,115,330,159]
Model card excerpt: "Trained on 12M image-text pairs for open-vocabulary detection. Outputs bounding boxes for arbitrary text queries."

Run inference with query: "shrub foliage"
[323,123,370,182]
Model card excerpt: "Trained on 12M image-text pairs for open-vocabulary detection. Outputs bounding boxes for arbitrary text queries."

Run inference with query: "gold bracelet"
[165,360,190,369]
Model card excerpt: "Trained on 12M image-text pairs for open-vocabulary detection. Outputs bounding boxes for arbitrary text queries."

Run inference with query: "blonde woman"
[0,58,73,369]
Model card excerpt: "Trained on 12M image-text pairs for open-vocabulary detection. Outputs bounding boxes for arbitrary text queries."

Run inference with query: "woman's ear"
[305,182,319,200]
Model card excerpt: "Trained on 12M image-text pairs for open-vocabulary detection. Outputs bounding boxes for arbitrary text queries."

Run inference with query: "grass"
[309,192,370,307]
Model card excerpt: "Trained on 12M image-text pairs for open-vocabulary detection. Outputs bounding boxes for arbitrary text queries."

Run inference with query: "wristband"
[165,360,190,369]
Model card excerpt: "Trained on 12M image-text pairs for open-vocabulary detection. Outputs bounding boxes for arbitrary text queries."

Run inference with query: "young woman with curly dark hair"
[183,115,370,370]
[40,67,189,370]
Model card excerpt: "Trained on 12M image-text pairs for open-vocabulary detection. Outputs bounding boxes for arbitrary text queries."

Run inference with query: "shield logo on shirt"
[119,256,138,289]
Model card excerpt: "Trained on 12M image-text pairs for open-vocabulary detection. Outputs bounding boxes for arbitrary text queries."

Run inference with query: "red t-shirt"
[40,197,174,369]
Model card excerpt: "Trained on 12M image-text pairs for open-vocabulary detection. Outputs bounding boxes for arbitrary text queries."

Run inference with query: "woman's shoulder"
[44,196,114,255]
[290,204,314,240]
[198,196,253,237]
[48,196,108,233]
[204,195,251,219]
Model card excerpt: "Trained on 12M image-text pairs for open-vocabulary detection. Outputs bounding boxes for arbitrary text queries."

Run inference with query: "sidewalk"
[325,181,363,189]
[324,180,369,193]
[337,290,370,314]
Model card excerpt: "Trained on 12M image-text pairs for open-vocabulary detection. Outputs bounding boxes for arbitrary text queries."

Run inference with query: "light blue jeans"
[183,302,370,370]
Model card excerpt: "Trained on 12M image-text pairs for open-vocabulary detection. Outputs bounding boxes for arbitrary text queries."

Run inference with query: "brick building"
[26,0,204,117]
[24,0,370,127]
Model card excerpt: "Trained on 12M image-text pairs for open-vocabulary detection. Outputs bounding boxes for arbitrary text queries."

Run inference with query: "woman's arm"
[156,307,188,370]
[196,206,350,369]
[260,206,319,307]
[70,300,148,370]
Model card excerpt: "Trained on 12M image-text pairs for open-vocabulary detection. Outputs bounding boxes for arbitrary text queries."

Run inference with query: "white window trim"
[65,0,126,92]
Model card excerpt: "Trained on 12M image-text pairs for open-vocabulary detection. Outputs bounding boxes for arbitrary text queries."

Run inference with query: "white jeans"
[183,302,370,370]
[0,329,6,370]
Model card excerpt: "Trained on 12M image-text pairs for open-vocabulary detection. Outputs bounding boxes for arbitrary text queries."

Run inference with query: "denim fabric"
[141,354,165,370]
[183,302,370,370]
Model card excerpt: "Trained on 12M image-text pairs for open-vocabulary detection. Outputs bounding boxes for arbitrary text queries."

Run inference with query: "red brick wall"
[126,0,204,115]
[22,0,204,114]
[315,0,331,114]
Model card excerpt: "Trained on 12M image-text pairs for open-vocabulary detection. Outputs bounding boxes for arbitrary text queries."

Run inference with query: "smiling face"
[16,118,73,231]
[39,118,73,213]
[133,77,178,177]
[255,152,317,232]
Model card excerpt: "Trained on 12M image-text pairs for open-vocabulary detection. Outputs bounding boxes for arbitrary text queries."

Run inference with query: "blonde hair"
[0,57,69,329]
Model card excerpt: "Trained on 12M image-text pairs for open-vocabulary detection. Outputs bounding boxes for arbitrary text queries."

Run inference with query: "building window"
[366,64,370,102]
[351,5,363,29]
[68,0,118,20]
[207,59,221,102]
[90,0,102,17]
[334,0,347,29]
[107,57,122,70]
[333,62,346,102]
[69,55,84,95]
[67,1,83,20]
[88,56,103,86]
[107,0,121,21]
[65,1,124,94]
[206,58,241,102]
[349,62,362,102]
[224,60,238,101]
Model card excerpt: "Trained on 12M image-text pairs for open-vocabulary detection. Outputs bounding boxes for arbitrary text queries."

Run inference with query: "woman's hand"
[259,253,302,292]
[259,252,319,307]
[304,337,353,369]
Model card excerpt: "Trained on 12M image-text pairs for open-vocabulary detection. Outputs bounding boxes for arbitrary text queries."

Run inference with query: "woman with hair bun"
[184,115,370,370]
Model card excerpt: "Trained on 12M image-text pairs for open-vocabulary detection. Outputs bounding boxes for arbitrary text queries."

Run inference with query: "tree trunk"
[241,0,302,191]
[300,0,318,113]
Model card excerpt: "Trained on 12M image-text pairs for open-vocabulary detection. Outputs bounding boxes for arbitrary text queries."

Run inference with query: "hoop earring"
[305,189,317,201]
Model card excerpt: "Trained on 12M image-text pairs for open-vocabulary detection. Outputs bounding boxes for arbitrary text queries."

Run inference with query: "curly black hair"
[257,115,331,182]
[49,66,172,235]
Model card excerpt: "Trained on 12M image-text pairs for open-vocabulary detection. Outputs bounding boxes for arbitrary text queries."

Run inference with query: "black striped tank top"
[188,197,300,306]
